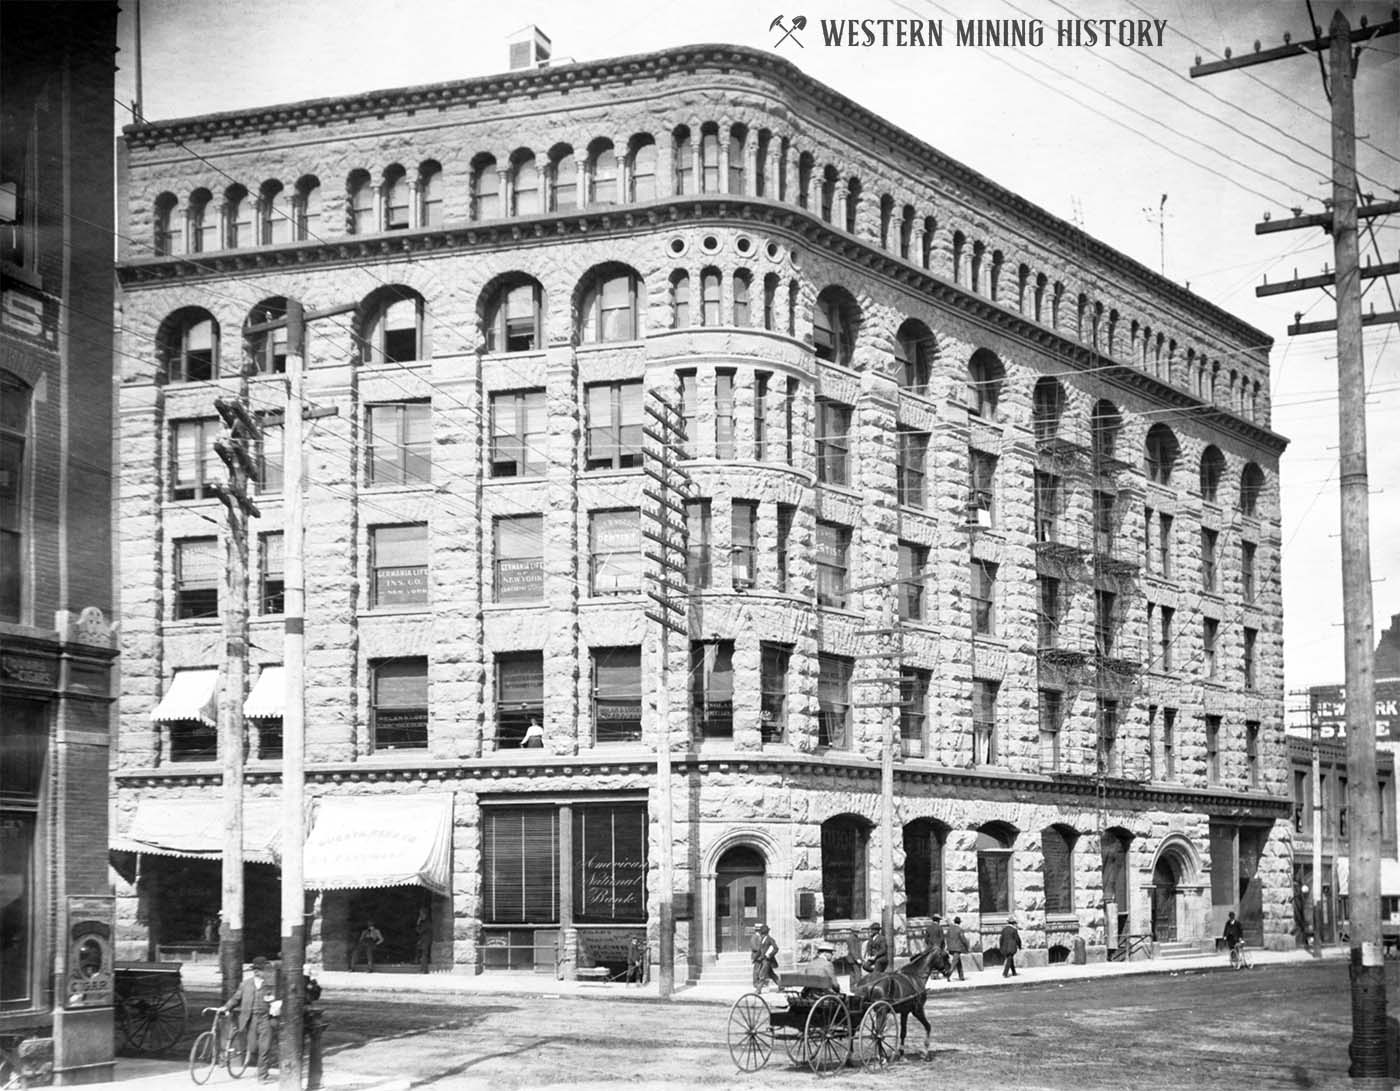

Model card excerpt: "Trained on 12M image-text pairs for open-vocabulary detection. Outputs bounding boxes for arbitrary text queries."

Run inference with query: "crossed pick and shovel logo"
[771,14,807,47]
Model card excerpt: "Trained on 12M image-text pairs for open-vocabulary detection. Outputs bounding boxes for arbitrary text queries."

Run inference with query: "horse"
[850,944,949,1060]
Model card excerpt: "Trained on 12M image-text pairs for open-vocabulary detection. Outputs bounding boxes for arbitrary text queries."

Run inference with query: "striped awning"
[244,666,284,719]
[111,798,283,864]
[304,793,453,896]
[149,669,219,726]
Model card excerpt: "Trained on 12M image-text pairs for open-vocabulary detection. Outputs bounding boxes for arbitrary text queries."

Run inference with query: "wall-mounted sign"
[1,278,58,350]
[1309,679,1400,740]
[65,896,116,1009]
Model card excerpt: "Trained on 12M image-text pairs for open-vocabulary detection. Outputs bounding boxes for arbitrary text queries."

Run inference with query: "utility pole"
[210,369,261,1000]
[1313,713,1324,957]
[1193,10,1399,1080]
[640,385,695,1000]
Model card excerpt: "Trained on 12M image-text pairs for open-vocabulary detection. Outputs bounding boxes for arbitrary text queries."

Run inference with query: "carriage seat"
[782,970,840,997]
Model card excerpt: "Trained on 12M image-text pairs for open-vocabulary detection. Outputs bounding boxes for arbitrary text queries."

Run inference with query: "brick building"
[2,1,120,1081]
[111,40,1290,983]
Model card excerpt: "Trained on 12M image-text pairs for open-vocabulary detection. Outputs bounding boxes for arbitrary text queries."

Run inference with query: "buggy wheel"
[804,994,851,1074]
[189,1031,217,1085]
[136,988,187,1054]
[726,993,773,1072]
[227,1028,249,1078]
[855,1000,898,1068]
[783,1026,813,1066]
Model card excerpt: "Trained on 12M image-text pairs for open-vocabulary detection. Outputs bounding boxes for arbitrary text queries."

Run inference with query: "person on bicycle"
[1223,910,1245,965]
[222,956,276,1083]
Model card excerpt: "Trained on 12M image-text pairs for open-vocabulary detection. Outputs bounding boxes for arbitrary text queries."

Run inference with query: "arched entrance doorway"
[715,846,766,954]
[1152,857,1179,942]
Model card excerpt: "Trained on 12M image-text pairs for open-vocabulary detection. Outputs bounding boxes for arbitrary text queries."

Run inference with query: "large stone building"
[111,38,1290,983]
[2,1,120,1082]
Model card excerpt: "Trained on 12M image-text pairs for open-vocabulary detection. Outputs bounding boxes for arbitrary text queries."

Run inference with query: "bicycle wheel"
[227,1028,249,1078]
[189,1031,217,1085]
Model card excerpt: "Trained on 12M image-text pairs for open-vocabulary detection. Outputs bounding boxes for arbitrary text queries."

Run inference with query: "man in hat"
[944,916,969,981]
[999,917,1023,978]
[862,921,889,974]
[924,913,947,955]
[222,956,277,1082]
[751,923,780,991]
[804,941,841,995]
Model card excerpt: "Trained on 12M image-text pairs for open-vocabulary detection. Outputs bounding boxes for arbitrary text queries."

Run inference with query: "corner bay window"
[731,501,757,589]
[491,390,547,477]
[760,642,790,744]
[691,641,734,737]
[816,521,850,608]
[592,647,642,743]
[817,653,853,749]
[371,658,428,750]
[589,510,642,596]
[495,515,544,602]
[496,652,544,748]
[685,500,711,589]
[585,381,642,470]
[816,400,851,486]
[367,402,431,486]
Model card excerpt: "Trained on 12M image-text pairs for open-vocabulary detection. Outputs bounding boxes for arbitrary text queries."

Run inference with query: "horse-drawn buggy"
[726,946,945,1073]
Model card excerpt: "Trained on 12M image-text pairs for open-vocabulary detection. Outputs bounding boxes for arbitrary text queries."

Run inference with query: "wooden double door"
[716,847,766,954]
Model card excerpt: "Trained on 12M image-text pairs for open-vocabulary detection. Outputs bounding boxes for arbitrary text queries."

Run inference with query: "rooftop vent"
[508,25,552,70]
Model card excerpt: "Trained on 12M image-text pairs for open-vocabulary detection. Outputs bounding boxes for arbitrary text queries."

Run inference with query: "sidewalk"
[72,943,1340,1089]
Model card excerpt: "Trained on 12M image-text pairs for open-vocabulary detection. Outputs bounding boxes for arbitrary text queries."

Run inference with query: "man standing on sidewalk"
[222,956,276,1083]
[999,918,1023,977]
[945,917,968,981]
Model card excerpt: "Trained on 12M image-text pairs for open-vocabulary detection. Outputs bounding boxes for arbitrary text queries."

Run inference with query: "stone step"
[1155,941,1204,959]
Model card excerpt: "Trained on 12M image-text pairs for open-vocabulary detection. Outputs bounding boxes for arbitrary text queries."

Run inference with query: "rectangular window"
[754,372,769,459]
[1038,577,1060,649]
[1093,491,1115,557]
[1158,511,1174,579]
[258,532,284,615]
[1244,627,1258,689]
[816,521,850,608]
[900,667,930,757]
[973,680,998,764]
[592,646,642,743]
[715,371,735,458]
[731,501,757,589]
[1034,471,1061,542]
[372,658,429,750]
[1039,690,1062,772]
[898,542,927,621]
[175,537,220,619]
[1242,541,1257,603]
[372,523,429,607]
[1205,714,1221,784]
[1246,720,1260,788]
[584,380,643,471]
[589,510,642,596]
[897,429,928,508]
[171,419,220,501]
[969,449,997,527]
[678,371,697,458]
[816,400,851,486]
[971,561,997,635]
[367,402,431,486]
[1095,589,1118,657]
[573,804,648,923]
[496,652,544,748]
[1098,698,1119,776]
[494,515,544,602]
[1144,505,1154,568]
[256,424,284,494]
[1203,618,1219,679]
[783,379,798,466]
[1159,606,1174,672]
[1163,708,1176,779]
[760,642,791,744]
[685,499,712,589]
[490,390,547,477]
[776,504,795,593]
[1201,527,1218,592]
[1042,828,1074,914]
[482,807,558,924]
[817,653,853,749]
[691,640,735,737]
[1,700,45,1006]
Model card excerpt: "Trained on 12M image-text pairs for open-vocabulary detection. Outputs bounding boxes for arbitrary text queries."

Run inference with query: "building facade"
[112,43,1290,982]
[1,1,120,1082]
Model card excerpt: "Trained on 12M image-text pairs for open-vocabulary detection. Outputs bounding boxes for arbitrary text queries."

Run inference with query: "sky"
[112,0,1400,709]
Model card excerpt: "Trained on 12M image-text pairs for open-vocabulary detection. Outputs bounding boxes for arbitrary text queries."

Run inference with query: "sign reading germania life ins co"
[1310,679,1400,740]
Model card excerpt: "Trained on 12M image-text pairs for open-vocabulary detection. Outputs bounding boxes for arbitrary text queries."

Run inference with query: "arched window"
[511,152,539,216]
[971,240,984,293]
[1091,400,1122,460]
[482,277,544,353]
[966,348,1004,420]
[154,192,180,256]
[419,161,443,227]
[224,184,252,248]
[629,137,657,202]
[383,166,410,230]
[1016,263,1029,313]
[1144,424,1180,485]
[700,125,720,193]
[189,188,216,253]
[1107,309,1120,355]
[728,126,745,194]
[1051,281,1064,328]
[578,266,641,343]
[951,231,966,285]
[921,216,935,270]
[819,166,837,222]
[260,180,291,245]
[246,298,291,374]
[1,371,31,622]
[903,819,948,919]
[1032,378,1066,441]
[470,156,499,220]
[879,195,895,250]
[1239,463,1265,516]
[293,176,321,241]
[812,287,858,365]
[544,146,574,212]
[797,153,813,211]
[732,271,751,327]
[976,823,1016,916]
[895,319,933,395]
[1199,446,1225,502]
[899,204,914,259]
[1100,828,1132,938]
[359,288,424,364]
[754,129,773,198]
[1034,273,1047,323]
[347,171,375,235]
[787,280,799,338]
[699,268,722,327]
[821,815,869,921]
[669,270,690,329]
[990,250,1004,301]
[588,140,617,205]
[159,308,219,383]
[844,177,860,233]
[673,127,693,195]
[762,273,779,332]
[1042,825,1077,915]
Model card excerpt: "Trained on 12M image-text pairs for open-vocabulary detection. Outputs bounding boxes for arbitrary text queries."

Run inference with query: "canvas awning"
[149,669,219,726]
[111,798,283,864]
[303,793,453,896]
[244,666,284,719]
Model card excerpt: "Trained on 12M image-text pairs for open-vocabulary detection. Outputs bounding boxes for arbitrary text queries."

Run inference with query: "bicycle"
[1228,942,1253,970]
[189,1006,248,1084]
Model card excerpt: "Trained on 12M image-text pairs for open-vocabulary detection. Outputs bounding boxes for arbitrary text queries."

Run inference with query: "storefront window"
[1,699,45,1010]
[573,804,647,923]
